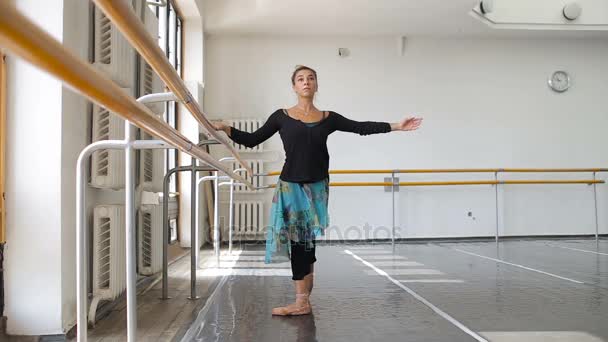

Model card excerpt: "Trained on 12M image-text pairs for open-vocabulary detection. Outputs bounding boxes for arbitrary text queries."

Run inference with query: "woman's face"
[292,69,317,98]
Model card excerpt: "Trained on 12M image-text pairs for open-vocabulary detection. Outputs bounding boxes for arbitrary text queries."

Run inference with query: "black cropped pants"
[290,240,316,281]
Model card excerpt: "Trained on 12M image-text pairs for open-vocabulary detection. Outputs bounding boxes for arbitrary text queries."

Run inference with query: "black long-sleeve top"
[229,109,392,183]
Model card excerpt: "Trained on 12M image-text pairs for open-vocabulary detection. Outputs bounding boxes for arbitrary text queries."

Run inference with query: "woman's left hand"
[392,117,423,131]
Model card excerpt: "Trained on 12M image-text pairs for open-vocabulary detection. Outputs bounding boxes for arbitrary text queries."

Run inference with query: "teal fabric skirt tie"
[265,177,330,264]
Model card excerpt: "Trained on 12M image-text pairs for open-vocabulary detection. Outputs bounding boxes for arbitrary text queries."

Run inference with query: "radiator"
[138,198,177,275]
[92,205,126,301]
[139,6,164,115]
[231,201,265,240]
[229,119,265,151]
[139,132,165,192]
[92,3,135,88]
[230,160,264,193]
[90,104,125,189]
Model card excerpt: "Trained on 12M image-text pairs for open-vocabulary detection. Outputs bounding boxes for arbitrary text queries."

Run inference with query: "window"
[154,1,183,243]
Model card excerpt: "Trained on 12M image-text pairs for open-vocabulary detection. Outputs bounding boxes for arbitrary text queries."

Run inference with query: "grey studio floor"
[180,238,608,342]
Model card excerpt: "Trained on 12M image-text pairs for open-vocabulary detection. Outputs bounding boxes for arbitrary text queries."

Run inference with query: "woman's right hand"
[211,121,230,135]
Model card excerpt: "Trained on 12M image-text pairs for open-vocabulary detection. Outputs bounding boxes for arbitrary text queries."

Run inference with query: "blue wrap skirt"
[265,177,329,264]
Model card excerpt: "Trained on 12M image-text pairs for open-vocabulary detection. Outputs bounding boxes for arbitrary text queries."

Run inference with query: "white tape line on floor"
[345,249,488,342]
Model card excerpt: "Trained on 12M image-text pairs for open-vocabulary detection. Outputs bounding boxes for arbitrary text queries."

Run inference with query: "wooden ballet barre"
[499,180,604,185]
[500,168,608,173]
[263,169,499,175]
[0,2,254,189]
[332,169,500,174]
[91,0,254,179]
[263,180,604,188]
[0,50,5,244]
[262,168,608,176]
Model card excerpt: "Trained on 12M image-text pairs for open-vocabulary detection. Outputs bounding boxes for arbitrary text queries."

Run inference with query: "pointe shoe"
[272,294,312,316]
[271,302,312,316]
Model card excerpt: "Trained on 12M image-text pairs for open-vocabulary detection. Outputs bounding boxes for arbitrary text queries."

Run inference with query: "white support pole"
[219,169,245,255]
[196,174,230,264]
[213,171,220,264]
[124,93,177,340]
[228,179,235,254]
[77,141,127,342]
[88,93,176,342]
[75,92,251,342]
[593,172,599,241]
[124,119,137,342]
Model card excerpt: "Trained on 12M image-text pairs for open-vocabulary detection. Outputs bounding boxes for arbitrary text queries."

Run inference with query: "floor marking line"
[546,244,608,256]
[345,249,488,342]
[203,261,290,268]
[451,248,585,284]
[363,261,424,267]
[359,255,407,260]
[200,269,292,277]
[398,279,465,283]
[343,250,393,254]
[364,269,444,275]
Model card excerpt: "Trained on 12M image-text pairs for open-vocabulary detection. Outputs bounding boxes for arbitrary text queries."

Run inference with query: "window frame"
[155,0,184,244]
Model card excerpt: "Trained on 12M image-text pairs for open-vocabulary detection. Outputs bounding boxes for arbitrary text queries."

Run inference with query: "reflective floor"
[183,238,608,342]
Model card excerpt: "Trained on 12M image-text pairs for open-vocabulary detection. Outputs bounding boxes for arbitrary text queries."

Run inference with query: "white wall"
[5,0,66,335]
[204,35,608,240]
[5,0,121,335]
[176,0,205,82]
[60,0,91,331]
